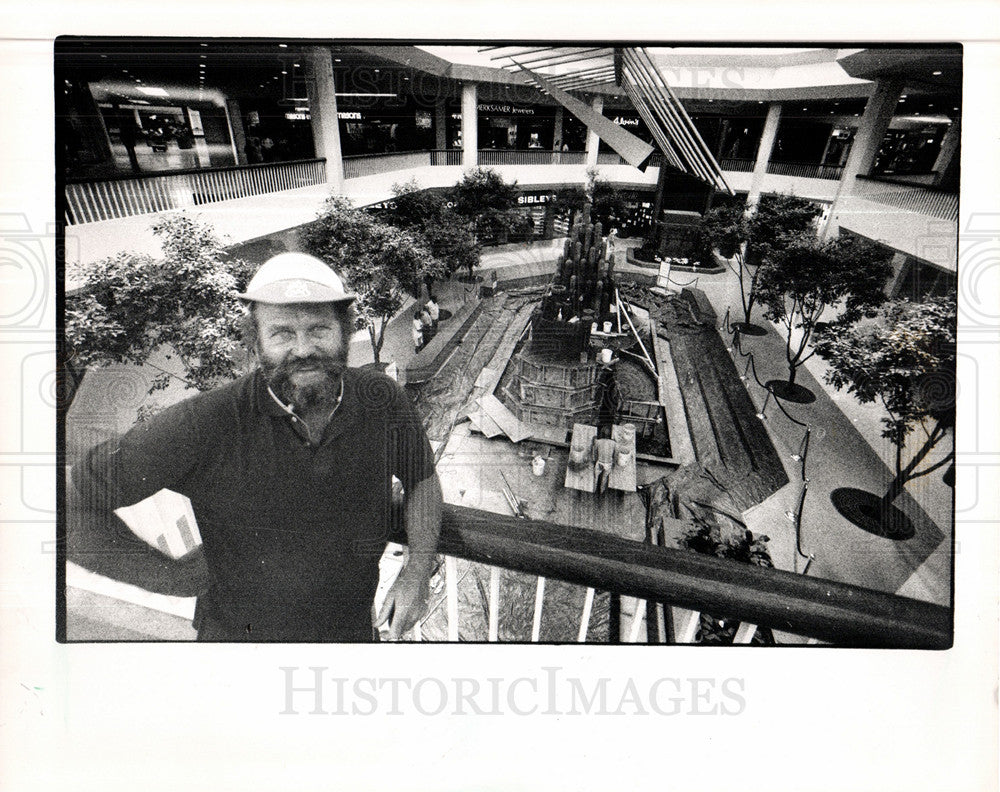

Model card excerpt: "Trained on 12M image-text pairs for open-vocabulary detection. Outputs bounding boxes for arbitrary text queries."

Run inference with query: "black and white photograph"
[1,4,998,791]
[59,39,959,647]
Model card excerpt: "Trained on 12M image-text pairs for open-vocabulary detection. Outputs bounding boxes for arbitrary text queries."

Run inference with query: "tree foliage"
[755,234,894,384]
[744,193,822,265]
[385,179,480,281]
[587,169,629,231]
[699,199,762,324]
[301,196,447,364]
[814,295,956,503]
[65,214,252,409]
[448,167,527,245]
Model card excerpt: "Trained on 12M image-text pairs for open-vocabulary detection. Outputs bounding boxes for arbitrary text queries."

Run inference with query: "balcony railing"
[853,175,958,221]
[342,149,462,179]
[64,158,327,225]
[719,157,755,173]
[766,161,845,180]
[391,503,951,646]
[477,149,587,167]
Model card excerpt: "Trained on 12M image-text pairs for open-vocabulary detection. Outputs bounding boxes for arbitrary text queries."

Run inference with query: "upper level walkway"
[64,156,958,287]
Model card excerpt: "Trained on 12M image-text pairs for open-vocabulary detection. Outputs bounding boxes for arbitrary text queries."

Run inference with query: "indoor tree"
[384,179,480,288]
[449,167,527,248]
[744,192,822,266]
[302,196,446,366]
[754,234,894,402]
[65,214,254,414]
[699,199,767,334]
[815,295,956,525]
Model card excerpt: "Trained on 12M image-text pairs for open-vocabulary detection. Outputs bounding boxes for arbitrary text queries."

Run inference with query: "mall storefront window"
[62,78,241,178]
[476,102,558,150]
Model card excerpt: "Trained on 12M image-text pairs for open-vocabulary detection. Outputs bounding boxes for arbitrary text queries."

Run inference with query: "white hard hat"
[237,252,357,304]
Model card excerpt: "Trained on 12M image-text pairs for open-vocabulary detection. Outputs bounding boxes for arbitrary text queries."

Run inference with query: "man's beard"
[261,352,347,413]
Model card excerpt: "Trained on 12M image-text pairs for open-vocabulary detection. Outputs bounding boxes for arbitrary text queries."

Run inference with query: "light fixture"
[200,43,208,47]
[200,55,206,59]
[293,63,300,67]
[138,86,170,98]
[334,58,341,62]
[932,70,942,75]
[281,70,287,75]
[279,43,288,48]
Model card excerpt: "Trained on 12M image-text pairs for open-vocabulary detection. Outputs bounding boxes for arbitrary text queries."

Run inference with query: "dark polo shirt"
[71,367,435,641]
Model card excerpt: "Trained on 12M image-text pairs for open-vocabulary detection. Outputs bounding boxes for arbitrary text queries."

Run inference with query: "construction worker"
[70,252,442,642]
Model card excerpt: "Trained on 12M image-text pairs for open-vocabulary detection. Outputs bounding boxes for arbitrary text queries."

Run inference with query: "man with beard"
[69,253,442,642]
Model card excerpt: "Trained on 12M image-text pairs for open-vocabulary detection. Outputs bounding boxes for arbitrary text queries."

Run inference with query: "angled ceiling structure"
[483,46,732,194]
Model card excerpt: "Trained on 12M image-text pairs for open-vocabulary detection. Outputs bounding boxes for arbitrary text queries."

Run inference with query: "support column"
[461,82,478,168]
[932,117,960,186]
[227,99,248,165]
[553,106,564,151]
[435,97,448,152]
[585,95,603,167]
[306,46,344,193]
[821,79,904,239]
[746,102,782,210]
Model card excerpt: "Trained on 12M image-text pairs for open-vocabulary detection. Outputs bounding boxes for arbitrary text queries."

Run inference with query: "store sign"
[477,103,534,116]
[285,112,310,121]
[338,111,362,120]
[517,192,555,206]
[612,116,640,127]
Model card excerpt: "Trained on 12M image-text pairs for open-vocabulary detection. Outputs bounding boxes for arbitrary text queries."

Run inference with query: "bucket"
[590,322,598,334]
[532,456,546,476]
[603,321,613,333]
[599,348,613,364]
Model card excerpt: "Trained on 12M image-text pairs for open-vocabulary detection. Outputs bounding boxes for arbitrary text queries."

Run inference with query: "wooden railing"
[853,175,958,221]
[64,158,327,225]
[766,160,845,180]
[391,503,950,646]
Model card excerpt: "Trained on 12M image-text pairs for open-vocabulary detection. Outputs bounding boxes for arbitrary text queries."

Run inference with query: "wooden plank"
[608,423,637,492]
[474,366,499,389]
[668,333,722,466]
[650,319,696,466]
[564,423,597,492]
[479,393,531,443]
[470,408,504,439]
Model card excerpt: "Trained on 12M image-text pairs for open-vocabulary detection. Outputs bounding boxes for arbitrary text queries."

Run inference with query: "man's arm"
[375,472,442,639]
[67,394,217,595]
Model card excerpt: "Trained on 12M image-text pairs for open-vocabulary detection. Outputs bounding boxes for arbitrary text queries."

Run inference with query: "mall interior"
[58,41,959,645]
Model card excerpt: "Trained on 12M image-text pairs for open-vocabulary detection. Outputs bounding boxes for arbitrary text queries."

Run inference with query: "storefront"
[476,102,557,150]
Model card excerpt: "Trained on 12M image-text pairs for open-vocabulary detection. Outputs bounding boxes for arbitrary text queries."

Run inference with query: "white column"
[822,79,904,239]
[585,95,603,166]
[461,82,478,168]
[746,102,782,210]
[306,46,344,193]
[932,117,960,186]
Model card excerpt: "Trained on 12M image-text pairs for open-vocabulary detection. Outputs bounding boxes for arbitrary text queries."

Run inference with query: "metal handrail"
[392,503,951,648]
